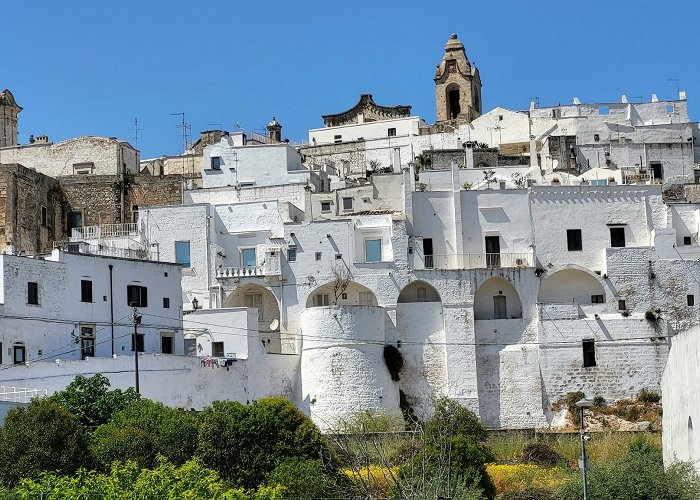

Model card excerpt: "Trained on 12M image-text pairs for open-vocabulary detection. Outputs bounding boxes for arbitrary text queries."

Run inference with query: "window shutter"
[141,287,148,307]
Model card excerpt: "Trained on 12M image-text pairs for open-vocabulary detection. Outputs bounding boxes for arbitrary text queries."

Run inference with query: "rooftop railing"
[70,223,139,241]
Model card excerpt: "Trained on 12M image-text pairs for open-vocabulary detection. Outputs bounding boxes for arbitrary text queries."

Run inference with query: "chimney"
[35,134,49,144]
[28,134,35,144]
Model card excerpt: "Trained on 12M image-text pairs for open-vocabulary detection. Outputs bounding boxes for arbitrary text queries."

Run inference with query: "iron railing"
[423,252,532,269]
[70,223,139,241]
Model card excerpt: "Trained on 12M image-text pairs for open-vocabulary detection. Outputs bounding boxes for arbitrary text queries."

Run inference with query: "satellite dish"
[269,319,279,331]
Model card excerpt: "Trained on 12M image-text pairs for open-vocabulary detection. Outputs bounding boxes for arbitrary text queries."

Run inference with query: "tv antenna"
[170,112,191,154]
[132,117,141,149]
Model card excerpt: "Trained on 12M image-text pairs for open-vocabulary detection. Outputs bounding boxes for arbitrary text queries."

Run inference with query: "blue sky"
[4,0,699,159]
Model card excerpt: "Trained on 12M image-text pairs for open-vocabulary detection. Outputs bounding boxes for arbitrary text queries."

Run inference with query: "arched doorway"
[306,281,377,308]
[474,277,522,320]
[538,269,605,305]
[225,284,281,352]
[447,84,461,119]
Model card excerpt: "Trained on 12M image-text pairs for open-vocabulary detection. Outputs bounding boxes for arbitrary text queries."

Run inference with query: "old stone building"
[434,33,482,124]
[0,89,21,148]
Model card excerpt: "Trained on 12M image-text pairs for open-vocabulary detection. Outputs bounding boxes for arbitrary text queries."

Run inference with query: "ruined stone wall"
[0,164,63,254]
[299,140,367,173]
[58,174,182,227]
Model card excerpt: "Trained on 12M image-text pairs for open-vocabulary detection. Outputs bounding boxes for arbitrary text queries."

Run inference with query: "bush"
[593,396,607,407]
[267,457,345,499]
[197,397,328,489]
[91,399,198,469]
[0,398,90,486]
[50,374,140,432]
[383,344,404,382]
[520,442,564,467]
[425,397,489,444]
[637,389,661,404]
[561,391,585,427]
[498,488,555,500]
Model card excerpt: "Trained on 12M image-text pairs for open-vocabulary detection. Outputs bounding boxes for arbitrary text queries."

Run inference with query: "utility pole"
[576,398,594,500]
[131,303,142,394]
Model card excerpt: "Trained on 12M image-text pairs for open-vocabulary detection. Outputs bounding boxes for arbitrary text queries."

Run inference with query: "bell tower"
[0,89,21,147]
[434,34,482,124]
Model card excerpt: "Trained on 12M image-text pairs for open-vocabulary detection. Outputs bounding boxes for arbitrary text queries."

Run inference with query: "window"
[161,334,173,354]
[493,295,507,319]
[132,205,139,224]
[80,326,95,360]
[212,342,225,357]
[287,248,296,262]
[41,206,47,227]
[387,128,397,137]
[590,179,608,186]
[245,293,264,322]
[610,227,626,248]
[13,345,25,365]
[567,229,583,251]
[72,162,94,175]
[175,241,191,268]
[127,285,148,307]
[684,236,692,246]
[315,252,322,261]
[688,295,695,307]
[211,156,222,170]
[163,297,170,309]
[591,294,605,303]
[321,201,331,212]
[342,197,353,211]
[241,248,257,267]
[364,239,382,263]
[67,211,83,235]
[417,287,427,302]
[582,339,596,367]
[618,299,627,310]
[359,292,374,306]
[666,105,674,114]
[593,133,600,142]
[27,282,38,305]
[314,294,329,307]
[131,333,145,353]
[184,338,196,356]
[333,135,342,144]
[80,280,93,303]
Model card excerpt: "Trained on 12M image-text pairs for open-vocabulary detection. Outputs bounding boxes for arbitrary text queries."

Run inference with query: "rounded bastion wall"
[300,305,400,431]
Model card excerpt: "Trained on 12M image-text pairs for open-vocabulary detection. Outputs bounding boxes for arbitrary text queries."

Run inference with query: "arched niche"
[398,281,442,303]
[474,277,522,320]
[446,83,461,119]
[538,269,605,305]
[224,284,280,333]
[306,281,378,308]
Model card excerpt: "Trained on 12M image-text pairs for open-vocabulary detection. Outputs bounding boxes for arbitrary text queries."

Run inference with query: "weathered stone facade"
[0,89,21,148]
[434,34,482,124]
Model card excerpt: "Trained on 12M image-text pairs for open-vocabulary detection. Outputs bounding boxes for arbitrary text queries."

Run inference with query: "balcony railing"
[216,266,267,278]
[423,252,532,270]
[54,241,153,260]
[70,223,139,241]
[0,386,47,403]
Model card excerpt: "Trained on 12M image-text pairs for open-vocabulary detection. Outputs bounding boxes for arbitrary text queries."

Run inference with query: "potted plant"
[551,176,561,185]
[607,176,617,185]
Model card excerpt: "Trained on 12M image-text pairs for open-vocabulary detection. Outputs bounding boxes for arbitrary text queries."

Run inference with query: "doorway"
[485,236,501,267]
[424,238,434,268]
[493,295,507,319]
[650,162,663,182]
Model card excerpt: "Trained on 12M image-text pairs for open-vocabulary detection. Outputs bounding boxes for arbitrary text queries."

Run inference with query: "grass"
[487,431,661,466]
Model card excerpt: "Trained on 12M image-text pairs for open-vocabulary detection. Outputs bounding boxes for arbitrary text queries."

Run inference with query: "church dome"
[267,116,281,128]
[444,33,464,51]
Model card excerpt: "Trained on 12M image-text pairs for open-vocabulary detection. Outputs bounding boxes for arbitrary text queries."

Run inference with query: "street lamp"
[576,397,594,500]
[130,303,142,394]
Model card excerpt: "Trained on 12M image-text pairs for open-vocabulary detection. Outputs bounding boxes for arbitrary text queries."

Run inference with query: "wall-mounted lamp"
[192,297,200,310]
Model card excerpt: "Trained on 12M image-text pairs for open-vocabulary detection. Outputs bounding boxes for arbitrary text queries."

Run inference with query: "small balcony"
[423,252,532,270]
[70,223,139,241]
[216,266,267,278]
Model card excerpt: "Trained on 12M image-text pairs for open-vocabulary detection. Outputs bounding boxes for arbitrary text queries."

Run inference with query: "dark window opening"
[567,229,582,251]
[618,299,626,310]
[315,252,322,261]
[67,211,83,235]
[27,282,38,305]
[582,339,596,367]
[13,345,25,365]
[41,206,47,227]
[591,295,605,303]
[688,295,695,307]
[333,135,342,144]
[485,236,501,267]
[321,201,331,212]
[448,88,461,119]
[423,238,434,268]
[211,156,221,170]
[80,326,95,360]
[212,341,224,357]
[131,334,145,352]
[163,297,170,309]
[288,248,296,262]
[650,162,663,181]
[684,236,692,246]
[387,128,397,137]
[81,280,93,303]
[161,336,173,354]
[127,285,148,307]
[610,227,626,248]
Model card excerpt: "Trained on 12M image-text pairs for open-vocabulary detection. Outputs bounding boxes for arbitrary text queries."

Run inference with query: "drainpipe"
[109,264,115,356]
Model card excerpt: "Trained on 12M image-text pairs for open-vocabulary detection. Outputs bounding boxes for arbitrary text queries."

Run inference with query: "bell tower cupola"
[434,34,481,124]
[0,89,21,147]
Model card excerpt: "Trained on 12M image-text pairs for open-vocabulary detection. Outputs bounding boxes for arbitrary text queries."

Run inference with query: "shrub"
[593,396,607,407]
[425,397,489,444]
[520,442,564,467]
[267,457,345,499]
[383,344,404,381]
[637,389,661,404]
[0,398,90,486]
[560,391,585,427]
[488,463,570,496]
[91,399,198,469]
[645,310,658,323]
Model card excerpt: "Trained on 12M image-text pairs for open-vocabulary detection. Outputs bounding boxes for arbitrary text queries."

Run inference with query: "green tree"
[267,457,345,500]
[91,399,198,469]
[51,374,140,431]
[425,397,489,443]
[555,438,700,500]
[0,398,90,487]
[197,397,327,489]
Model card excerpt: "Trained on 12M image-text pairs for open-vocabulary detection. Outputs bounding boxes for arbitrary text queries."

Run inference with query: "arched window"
[448,87,461,119]
[474,277,522,320]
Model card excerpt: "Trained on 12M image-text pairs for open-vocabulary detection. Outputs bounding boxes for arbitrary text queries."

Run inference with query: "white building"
[0,249,183,364]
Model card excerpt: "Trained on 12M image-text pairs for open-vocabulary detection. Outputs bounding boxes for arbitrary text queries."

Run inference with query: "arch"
[538,268,605,305]
[306,281,378,308]
[446,83,461,119]
[398,280,441,303]
[224,283,280,333]
[474,277,522,320]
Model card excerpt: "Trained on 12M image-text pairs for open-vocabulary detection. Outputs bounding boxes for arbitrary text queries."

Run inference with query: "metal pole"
[580,406,588,500]
[132,305,140,394]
